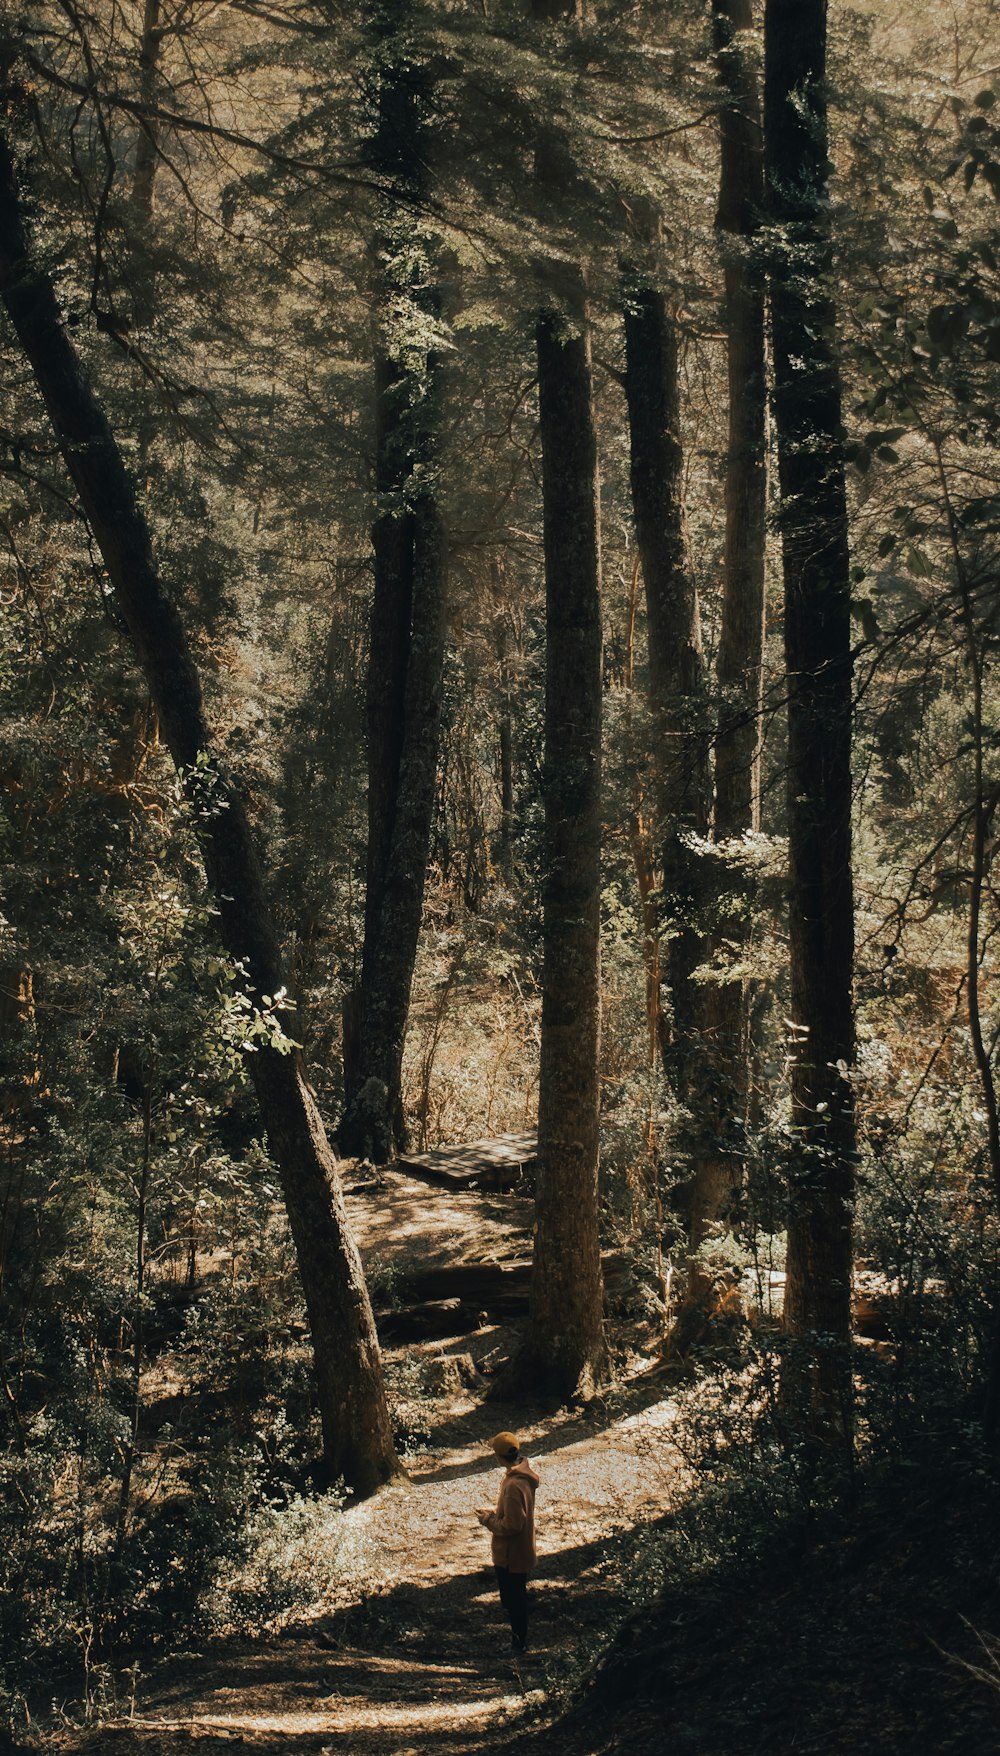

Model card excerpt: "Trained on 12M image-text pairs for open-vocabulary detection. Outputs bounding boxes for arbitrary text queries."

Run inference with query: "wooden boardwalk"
[396,1130,537,1192]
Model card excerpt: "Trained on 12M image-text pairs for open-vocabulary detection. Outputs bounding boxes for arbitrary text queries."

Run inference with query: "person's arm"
[486,1480,528,1536]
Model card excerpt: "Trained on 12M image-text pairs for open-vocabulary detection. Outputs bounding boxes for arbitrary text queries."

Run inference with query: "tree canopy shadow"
[109,1522,638,1756]
[410,1372,677,1481]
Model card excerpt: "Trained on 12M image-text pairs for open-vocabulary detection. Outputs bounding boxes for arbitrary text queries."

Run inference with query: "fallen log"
[378,1299,483,1341]
[378,1250,631,1341]
[399,1259,532,1304]
[396,1249,629,1305]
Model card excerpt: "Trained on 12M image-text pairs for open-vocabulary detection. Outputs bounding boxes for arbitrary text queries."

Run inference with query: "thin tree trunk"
[115,1075,153,1559]
[765,0,856,1443]
[129,0,164,483]
[132,0,162,229]
[628,809,671,1076]
[339,11,446,1165]
[495,602,515,882]
[0,125,399,1494]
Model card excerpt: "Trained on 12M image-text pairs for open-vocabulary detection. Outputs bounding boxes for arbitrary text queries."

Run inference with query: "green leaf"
[905,546,934,579]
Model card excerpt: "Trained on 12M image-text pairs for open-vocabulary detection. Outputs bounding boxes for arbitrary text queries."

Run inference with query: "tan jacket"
[487,1457,539,1573]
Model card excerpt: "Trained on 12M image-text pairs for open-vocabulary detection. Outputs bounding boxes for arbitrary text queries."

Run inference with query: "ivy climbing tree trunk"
[765,0,857,1443]
[0,123,399,1496]
[339,4,447,1165]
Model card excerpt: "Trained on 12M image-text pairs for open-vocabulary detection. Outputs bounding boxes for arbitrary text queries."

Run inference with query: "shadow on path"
[77,1526,642,1756]
[411,1374,677,1484]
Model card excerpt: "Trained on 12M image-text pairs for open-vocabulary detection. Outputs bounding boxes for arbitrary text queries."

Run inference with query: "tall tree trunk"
[764,0,856,1442]
[511,0,606,1397]
[339,10,446,1165]
[682,0,768,1299]
[712,0,767,838]
[623,288,711,1108]
[0,125,399,1495]
[520,300,607,1396]
[625,285,729,1340]
[623,558,671,1081]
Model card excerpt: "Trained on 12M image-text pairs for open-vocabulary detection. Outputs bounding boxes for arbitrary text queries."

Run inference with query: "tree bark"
[0,124,399,1494]
[623,288,711,1109]
[764,0,856,1442]
[622,558,671,1083]
[520,301,607,1397]
[495,605,515,883]
[339,10,446,1165]
[132,0,163,229]
[712,0,767,839]
[681,0,768,1300]
[505,0,607,1398]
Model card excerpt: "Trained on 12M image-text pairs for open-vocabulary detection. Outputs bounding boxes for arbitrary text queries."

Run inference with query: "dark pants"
[495,1564,528,1648]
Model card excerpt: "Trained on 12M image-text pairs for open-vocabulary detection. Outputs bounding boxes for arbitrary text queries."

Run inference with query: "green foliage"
[5,0,1000,1726]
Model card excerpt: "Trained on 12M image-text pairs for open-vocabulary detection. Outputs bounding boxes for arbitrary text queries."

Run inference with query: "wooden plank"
[396,1131,538,1191]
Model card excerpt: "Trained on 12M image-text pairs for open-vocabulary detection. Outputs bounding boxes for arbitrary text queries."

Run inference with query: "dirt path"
[64,1385,682,1755]
[57,1173,682,1756]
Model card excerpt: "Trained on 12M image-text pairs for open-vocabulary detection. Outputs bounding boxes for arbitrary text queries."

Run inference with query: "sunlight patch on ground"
[129,1693,525,1736]
[336,1389,683,1592]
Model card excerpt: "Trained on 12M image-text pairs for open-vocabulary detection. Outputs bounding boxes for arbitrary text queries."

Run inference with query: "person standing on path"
[476,1431,539,1656]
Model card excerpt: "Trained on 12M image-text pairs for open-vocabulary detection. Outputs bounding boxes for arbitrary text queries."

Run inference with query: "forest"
[2,0,1000,1749]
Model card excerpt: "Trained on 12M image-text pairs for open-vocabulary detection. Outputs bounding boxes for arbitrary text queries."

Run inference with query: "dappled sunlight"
[123,1371,685,1752]
[345,1169,533,1280]
[128,1694,526,1736]
[339,1384,682,1598]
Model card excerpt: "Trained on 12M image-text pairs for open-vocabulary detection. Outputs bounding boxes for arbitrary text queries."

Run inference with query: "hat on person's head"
[489,1430,520,1461]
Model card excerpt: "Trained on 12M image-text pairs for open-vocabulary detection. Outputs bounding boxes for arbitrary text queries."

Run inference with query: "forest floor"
[46,1168,685,1756]
[43,1169,1000,1756]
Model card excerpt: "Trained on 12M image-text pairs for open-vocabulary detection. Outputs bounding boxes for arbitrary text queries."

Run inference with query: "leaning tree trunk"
[765,0,856,1443]
[682,0,768,1300]
[0,125,399,1495]
[519,300,607,1397]
[339,9,446,1165]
